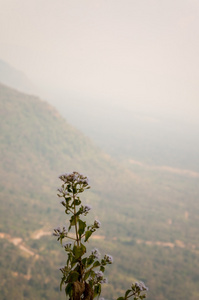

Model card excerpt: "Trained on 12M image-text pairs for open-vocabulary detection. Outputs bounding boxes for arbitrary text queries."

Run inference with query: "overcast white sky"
[0,0,199,118]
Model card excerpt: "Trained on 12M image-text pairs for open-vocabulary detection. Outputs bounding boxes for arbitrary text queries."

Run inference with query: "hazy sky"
[0,0,199,118]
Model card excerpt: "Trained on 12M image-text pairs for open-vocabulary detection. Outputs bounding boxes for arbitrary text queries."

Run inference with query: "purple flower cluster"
[63,242,72,249]
[53,226,67,237]
[94,220,101,229]
[100,278,108,284]
[94,271,108,285]
[59,171,89,186]
[104,254,113,264]
[57,187,69,196]
[83,205,92,215]
[95,271,103,280]
[91,248,100,259]
[134,281,148,292]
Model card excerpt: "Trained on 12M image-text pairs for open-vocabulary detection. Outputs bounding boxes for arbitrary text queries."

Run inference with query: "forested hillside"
[0,83,199,300]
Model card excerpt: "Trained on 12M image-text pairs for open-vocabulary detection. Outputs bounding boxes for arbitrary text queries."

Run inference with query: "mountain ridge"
[0,59,36,94]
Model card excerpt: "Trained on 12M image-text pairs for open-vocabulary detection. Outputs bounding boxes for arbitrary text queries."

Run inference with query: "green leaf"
[67,252,73,267]
[68,185,72,193]
[67,271,79,283]
[100,266,105,272]
[80,243,86,255]
[73,245,78,257]
[70,215,79,226]
[90,270,95,278]
[94,284,101,298]
[117,298,125,300]
[82,257,87,266]
[73,186,77,194]
[73,243,86,259]
[84,270,90,281]
[125,290,132,298]
[78,219,86,236]
[84,230,92,242]
[87,256,94,267]
[71,256,78,268]
[75,199,81,206]
[60,276,66,291]
[65,283,72,296]
[93,261,100,268]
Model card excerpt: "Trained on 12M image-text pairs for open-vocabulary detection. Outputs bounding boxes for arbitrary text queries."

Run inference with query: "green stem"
[68,207,74,214]
[65,235,76,241]
[73,189,79,247]
[125,292,136,299]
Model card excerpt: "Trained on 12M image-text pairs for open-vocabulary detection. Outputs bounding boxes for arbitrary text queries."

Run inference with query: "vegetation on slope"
[0,83,199,300]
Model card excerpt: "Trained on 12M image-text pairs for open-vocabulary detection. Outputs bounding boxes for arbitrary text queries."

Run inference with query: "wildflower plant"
[53,171,148,300]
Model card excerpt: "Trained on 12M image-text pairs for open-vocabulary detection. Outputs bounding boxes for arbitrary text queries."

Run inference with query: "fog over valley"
[0,1,199,300]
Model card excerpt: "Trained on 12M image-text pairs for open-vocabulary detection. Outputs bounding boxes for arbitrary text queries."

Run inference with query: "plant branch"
[73,189,79,247]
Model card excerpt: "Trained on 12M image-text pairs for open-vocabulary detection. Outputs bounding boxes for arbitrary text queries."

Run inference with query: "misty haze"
[0,1,199,300]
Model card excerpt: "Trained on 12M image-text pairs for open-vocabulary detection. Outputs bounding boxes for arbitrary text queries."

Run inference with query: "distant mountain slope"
[0,82,138,237]
[0,83,199,300]
[44,89,199,172]
[0,59,36,94]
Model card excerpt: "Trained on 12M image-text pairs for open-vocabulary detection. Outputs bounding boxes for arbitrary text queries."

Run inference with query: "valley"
[0,82,199,300]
